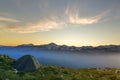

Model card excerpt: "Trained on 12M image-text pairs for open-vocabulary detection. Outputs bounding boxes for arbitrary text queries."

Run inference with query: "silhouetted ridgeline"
[0,43,120,53]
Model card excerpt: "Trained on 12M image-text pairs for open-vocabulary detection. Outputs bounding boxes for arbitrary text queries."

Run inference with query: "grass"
[0,54,120,80]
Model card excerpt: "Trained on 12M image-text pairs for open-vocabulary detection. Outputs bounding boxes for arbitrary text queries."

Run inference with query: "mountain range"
[0,43,120,53]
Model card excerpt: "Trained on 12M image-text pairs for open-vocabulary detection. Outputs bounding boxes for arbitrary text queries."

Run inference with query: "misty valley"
[0,43,120,68]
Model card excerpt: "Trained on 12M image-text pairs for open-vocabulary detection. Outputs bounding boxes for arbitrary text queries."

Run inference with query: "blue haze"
[0,47,120,68]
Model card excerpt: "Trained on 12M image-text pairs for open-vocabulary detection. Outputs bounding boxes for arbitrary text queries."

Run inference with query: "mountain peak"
[47,43,57,46]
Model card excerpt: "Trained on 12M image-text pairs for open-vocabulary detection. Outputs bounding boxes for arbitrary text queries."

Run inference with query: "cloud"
[0,10,107,33]
[0,16,20,22]
[12,21,63,33]
[0,4,108,33]
[65,5,108,25]
[0,18,65,33]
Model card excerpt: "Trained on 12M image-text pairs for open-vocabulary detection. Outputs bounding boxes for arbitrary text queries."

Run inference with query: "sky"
[0,0,120,46]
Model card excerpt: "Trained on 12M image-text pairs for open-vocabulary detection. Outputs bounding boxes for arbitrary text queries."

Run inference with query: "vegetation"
[0,54,120,80]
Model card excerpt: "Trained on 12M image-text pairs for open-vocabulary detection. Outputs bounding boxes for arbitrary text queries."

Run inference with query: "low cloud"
[0,16,20,22]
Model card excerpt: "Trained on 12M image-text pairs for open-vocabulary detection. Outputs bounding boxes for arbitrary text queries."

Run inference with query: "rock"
[115,69,120,74]
[14,55,40,72]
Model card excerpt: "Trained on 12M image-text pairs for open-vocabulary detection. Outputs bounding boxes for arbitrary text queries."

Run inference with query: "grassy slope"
[0,54,120,80]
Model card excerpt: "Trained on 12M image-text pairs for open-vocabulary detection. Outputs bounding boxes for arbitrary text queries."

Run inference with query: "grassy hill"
[0,54,120,80]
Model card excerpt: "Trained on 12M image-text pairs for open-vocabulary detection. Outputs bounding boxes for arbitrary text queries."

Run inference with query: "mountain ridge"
[0,43,120,53]
[0,42,120,47]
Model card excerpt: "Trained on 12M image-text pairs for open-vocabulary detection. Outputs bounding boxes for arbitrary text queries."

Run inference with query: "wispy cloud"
[65,5,108,25]
[0,16,20,22]
[12,21,63,33]
[0,4,108,33]
[1,18,64,33]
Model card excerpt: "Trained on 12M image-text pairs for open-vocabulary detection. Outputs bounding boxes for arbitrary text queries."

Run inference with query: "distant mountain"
[0,43,120,53]
[0,45,4,47]
[17,44,34,47]
[40,43,59,50]
[37,43,120,53]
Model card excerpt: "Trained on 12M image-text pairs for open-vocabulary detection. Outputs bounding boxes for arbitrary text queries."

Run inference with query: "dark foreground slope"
[0,54,120,80]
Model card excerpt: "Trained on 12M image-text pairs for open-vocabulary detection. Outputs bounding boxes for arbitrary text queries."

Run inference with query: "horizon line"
[0,42,120,47]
